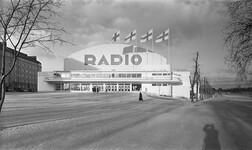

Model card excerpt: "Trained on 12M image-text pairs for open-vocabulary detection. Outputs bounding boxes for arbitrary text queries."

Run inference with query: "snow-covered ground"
[0,92,252,150]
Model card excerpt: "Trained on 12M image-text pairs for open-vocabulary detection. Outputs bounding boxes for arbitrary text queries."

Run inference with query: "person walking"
[139,91,143,101]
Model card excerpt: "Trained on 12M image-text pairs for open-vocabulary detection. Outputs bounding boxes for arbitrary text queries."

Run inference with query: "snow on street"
[0,92,252,150]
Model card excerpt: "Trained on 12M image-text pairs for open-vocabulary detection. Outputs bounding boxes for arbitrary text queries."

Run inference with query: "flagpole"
[136,28,137,70]
[152,30,154,65]
[152,28,154,65]
[168,30,170,65]
[147,38,149,65]
[169,29,173,98]
[136,29,138,51]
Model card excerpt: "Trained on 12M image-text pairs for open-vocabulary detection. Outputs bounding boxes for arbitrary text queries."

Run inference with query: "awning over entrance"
[44,77,182,85]
[43,70,183,86]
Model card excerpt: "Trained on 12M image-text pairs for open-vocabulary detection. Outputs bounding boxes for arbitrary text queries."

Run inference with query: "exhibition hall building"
[38,44,190,98]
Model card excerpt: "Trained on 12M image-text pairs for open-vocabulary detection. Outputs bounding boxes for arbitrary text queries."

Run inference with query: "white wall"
[142,72,190,99]
[38,72,55,92]
[142,84,172,96]
[173,72,190,99]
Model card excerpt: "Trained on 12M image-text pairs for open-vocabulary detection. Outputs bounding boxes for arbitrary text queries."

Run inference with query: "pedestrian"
[139,92,143,101]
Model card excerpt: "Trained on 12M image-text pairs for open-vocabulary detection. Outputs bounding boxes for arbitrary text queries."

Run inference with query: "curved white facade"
[64,44,169,71]
[38,44,190,99]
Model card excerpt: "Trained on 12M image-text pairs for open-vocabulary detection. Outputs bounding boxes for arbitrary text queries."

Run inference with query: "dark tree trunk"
[0,41,7,114]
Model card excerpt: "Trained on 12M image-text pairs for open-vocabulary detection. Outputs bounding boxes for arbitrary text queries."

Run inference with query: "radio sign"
[84,54,142,65]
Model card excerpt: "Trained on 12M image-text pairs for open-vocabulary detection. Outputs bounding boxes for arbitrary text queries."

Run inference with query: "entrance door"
[81,83,90,92]
[92,83,103,92]
[105,84,117,92]
[119,83,131,92]
[132,84,141,91]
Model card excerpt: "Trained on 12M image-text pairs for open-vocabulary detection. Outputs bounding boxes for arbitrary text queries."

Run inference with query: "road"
[0,92,252,150]
[205,95,252,150]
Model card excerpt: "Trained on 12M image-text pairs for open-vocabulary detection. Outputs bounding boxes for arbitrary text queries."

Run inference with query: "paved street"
[0,92,252,150]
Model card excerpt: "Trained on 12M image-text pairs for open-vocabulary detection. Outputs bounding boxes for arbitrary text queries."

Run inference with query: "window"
[152,73,162,76]
[119,74,126,78]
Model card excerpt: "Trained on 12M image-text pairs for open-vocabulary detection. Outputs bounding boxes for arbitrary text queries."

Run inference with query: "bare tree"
[190,52,199,103]
[223,0,252,82]
[196,68,200,102]
[0,0,69,114]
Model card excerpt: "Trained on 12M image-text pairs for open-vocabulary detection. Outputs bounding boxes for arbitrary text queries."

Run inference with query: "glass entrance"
[71,83,80,91]
[92,83,104,92]
[132,84,141,91]
[119,83,130,91]
[81,83,90,91]
[105,84,117,92]
[69,83,134,92]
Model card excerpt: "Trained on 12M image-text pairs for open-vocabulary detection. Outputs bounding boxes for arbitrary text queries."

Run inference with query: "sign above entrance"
[64,44,167,71]
[84,54,142,66]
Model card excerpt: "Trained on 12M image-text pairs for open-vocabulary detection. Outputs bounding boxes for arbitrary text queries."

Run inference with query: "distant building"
[38,44,190,99]
[0,43,42,92]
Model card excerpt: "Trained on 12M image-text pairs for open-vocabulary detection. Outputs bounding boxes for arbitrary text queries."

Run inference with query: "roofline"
[0,42,41,64]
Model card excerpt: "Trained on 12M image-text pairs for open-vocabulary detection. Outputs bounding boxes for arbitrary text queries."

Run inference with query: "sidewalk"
[129,98,236,150]
[144,92,189,101]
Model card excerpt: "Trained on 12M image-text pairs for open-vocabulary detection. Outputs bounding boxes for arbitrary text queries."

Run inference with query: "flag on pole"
[140,29,153,43]
[112,31,120,42]
[124,29,136,43]
[155,29,169,43]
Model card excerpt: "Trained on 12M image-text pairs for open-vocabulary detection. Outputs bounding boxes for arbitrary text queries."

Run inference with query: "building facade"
[38,44,190,98]
[0,43,42,92]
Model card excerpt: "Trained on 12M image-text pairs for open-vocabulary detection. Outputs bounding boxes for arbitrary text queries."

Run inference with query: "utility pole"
[199,77,203,100]
[203,76,206,99]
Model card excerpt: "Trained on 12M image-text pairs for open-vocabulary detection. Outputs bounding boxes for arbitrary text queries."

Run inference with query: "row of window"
[13,69,38,75]
[11,78,37,84]
[14,66,39,72]
[68,83,132,92]
[13,74,37,78]
[70,73,142,78]
[152,73,171,76]
[6,56,41,71]
[152,84,169,86]
[57,72,174,79]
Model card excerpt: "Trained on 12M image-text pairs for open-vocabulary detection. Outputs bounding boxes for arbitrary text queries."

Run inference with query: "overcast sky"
[21,0,243,89]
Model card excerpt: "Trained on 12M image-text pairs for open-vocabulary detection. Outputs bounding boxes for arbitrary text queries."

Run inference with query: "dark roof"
[0,42,41,64]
